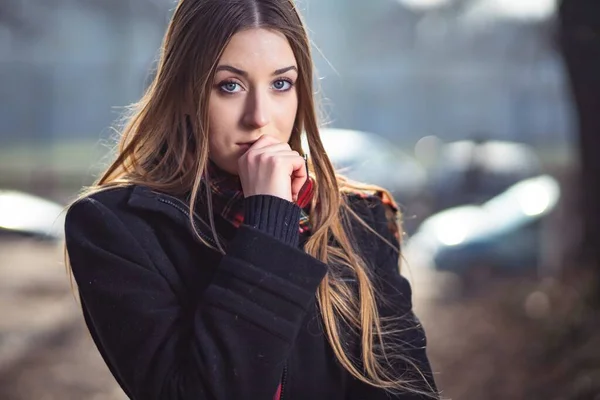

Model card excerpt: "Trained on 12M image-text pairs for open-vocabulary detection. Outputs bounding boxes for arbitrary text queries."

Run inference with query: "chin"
[225,166,240,176]
[209,156,239,176]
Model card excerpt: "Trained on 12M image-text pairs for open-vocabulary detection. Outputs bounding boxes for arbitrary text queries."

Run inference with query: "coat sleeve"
[65,197,327,400]
[346,196,439,400]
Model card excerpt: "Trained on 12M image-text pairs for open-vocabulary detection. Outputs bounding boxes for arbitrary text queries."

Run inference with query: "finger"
[289,157,308,201]
[247,135,283,150]
[239,138,287,168]
[264,153,305,194]
[246,143,292,158]
[286,153,307,175]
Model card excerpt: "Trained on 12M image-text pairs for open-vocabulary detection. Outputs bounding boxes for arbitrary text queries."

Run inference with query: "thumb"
[291,155,308,202]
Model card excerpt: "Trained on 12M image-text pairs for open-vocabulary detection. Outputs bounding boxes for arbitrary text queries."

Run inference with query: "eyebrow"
[215,65,298,77]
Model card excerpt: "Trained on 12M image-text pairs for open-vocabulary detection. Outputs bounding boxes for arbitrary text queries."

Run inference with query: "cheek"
[208,100,234,146]
[207,108,229,165]
[207,96,244,173]
[276,96,299,138]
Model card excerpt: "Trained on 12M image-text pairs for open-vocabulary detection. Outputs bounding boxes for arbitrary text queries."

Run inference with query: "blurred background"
[1,0,599,399]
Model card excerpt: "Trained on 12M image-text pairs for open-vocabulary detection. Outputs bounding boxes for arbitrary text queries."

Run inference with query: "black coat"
[64,185,438,400]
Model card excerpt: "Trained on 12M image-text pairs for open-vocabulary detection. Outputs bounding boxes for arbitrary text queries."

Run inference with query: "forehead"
[218,28,297,71]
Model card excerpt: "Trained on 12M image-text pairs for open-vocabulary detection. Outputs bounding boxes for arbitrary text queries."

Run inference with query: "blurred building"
[0,1,168,146]
[307,0,573,148]
[0,0,573,154]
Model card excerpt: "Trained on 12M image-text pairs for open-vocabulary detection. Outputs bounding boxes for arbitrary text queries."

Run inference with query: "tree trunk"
[558,0,600,284]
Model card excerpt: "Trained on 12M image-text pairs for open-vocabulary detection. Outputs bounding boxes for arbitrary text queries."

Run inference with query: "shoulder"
[68,185,135,213]
[342,185,401,245]
[64,185,168,272]
[65,185,141,237]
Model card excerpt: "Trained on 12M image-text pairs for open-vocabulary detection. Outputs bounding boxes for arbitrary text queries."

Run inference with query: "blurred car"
[304,128,428,233]
[427,139,543,212]
[0,190,65,241]
[404,174,560,276]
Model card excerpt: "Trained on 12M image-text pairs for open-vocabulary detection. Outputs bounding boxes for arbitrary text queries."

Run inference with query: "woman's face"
[208,28,299,174]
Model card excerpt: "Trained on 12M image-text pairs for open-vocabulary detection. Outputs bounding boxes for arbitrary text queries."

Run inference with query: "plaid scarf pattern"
[207,163,314,235]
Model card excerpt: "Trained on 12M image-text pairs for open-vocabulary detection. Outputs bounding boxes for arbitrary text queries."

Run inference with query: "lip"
[237,140,257,147]
[236,143,253,153]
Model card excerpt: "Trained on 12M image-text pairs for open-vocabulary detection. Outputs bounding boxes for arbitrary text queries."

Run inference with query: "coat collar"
[127,185,233,247]
[125,185,333,250]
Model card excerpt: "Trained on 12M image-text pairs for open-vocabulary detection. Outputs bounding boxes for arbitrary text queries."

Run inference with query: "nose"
[242,90,270,130]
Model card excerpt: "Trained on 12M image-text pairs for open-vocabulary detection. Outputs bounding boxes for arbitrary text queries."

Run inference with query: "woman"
[64,0,439,399]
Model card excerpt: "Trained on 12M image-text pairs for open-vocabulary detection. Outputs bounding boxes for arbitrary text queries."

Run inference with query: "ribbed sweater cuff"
[243,195,301,247]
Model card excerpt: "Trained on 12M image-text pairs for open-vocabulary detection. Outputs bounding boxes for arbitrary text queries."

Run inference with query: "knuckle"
[268,156,280,167]
[257,152,269,163]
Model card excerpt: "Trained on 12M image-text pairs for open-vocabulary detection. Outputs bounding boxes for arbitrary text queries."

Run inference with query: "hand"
[238,135,307,202]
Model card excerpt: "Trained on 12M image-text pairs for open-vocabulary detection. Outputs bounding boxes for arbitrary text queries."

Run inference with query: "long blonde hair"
[69,0,434,396]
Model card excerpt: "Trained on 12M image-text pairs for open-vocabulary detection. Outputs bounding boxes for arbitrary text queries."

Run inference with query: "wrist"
[243,195,301,247]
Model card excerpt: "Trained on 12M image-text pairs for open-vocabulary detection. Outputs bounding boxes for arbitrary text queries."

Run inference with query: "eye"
[272,79,293,91]
[219,81,243,94]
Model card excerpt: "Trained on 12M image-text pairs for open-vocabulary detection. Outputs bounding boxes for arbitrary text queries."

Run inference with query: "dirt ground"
[0,239,125,400]
[1,238,599,400]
